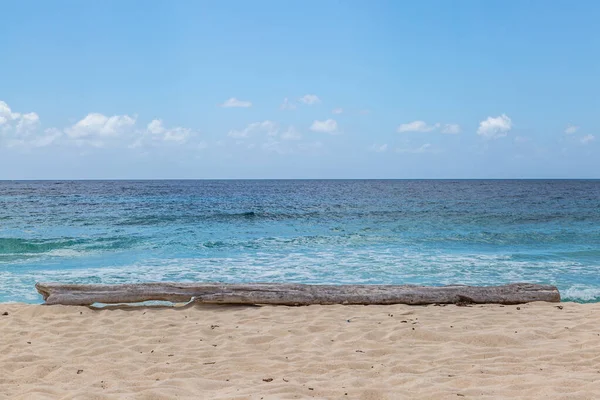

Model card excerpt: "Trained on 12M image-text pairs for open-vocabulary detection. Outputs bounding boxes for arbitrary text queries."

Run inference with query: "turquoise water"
[1,180,599,303]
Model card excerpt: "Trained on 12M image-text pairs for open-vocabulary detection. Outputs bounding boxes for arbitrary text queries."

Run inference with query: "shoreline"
[2,302,600,399]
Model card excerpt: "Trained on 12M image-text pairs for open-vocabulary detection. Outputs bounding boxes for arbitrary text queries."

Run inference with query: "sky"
[1,0,599,179]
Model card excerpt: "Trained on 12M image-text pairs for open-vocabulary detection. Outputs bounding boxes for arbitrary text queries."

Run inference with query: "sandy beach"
[1,302,599,399]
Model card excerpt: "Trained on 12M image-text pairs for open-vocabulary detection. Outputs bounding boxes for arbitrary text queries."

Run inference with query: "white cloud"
[221,97,252,108]
[310,119,338,134]
[4,128,61,148]
[0,102,11,119]
[441,123,461,134]
[229,122,300,141]
[332,108,343,114]
[227,128,248,139]
[0,100,22,123]
[36,128,62,147]
[565,125,579,135]
[66,113,136,139]
[147,119,165,134]
[396,143,435,154]
[397,120,461,134]
[0,100,46,148]
[130,119,194,148]
[139,119,193,147]
[369,143,388,153]
[280,98,296,110]
[0,101,37,130]
[1,100,199,150]
[397,121,440,133]
[162,126,191,143]
[15,112,40,134]
[280,127,302,140]
[0,100,206,151]
[477,114,512,139]
[228,120,277,139]
[581,134,595,144]
[299,94,321,105]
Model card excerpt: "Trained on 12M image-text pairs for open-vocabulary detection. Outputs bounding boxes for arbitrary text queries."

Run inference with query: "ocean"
[1,180,599,303]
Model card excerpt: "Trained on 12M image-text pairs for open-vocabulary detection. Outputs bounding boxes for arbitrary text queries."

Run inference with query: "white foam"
[46,249,86,257]
[562,285,600,302]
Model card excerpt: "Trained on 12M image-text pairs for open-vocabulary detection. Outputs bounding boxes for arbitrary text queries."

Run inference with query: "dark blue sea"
[1,180,599,303]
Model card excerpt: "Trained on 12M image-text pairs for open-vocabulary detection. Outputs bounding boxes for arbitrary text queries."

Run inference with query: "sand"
[1,302,600,399]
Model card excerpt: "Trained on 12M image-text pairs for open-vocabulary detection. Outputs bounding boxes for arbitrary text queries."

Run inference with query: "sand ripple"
[2,302,600,399]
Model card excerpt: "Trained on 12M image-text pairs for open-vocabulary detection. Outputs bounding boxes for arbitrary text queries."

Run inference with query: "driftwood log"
[35,282,560,306]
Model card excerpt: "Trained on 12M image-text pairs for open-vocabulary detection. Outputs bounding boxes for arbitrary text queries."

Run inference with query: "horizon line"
[2,178,600,182]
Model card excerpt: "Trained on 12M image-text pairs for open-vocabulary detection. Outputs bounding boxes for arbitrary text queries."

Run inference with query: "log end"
[35,283,51,301]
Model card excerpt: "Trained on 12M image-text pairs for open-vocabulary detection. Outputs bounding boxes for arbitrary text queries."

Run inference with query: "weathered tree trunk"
[35,282,560,306]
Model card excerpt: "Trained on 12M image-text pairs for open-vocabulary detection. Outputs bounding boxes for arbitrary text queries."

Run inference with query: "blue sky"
[1,0,598,179]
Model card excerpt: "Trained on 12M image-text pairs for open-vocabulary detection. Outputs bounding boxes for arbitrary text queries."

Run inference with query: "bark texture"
[35,282,560,306]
